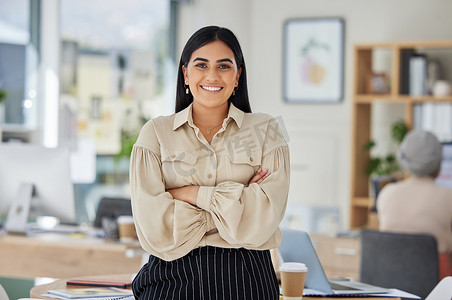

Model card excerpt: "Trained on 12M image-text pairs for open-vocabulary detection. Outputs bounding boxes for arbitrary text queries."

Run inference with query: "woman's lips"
[201,85,222,92]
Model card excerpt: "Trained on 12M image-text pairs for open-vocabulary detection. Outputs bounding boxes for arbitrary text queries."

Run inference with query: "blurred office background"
[1,0,452,233]
[0,0,173,224]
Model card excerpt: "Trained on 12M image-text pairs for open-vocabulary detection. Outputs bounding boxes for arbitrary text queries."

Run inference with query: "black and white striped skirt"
[132,246,280,299]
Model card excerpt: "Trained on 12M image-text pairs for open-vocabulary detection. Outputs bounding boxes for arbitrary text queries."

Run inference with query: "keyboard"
[329,281,360,291]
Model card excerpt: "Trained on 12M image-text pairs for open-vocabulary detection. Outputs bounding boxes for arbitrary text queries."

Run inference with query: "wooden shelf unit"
[350,41,452,229]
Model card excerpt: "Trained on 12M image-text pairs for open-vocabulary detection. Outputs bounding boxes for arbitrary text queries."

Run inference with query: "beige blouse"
[377,176,452,253]
[130,103,290,261]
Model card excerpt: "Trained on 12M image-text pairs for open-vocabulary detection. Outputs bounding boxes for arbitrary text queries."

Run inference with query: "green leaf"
[0,89,7,104]
[366,157,381,176]
[385,154,395,163]
[363,140,376,151]
[391,120,408,144]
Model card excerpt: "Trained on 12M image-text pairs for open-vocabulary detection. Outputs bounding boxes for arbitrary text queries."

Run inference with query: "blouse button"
[249,157,254,162]
[207,173,212,179]
[170,154,176,159]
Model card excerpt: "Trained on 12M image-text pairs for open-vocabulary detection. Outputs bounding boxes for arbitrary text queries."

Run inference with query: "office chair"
[93,197,132,228]
[360,229,439,299]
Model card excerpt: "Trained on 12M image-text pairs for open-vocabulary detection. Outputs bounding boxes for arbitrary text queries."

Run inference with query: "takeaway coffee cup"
[280,262,308,300]
[117,215,138,243]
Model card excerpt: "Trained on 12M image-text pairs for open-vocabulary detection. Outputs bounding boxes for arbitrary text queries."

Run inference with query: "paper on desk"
[303,288,420,299]
[41,293,134,300]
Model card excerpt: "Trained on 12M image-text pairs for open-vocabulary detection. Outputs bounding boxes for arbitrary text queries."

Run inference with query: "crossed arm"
[166,168,271,206]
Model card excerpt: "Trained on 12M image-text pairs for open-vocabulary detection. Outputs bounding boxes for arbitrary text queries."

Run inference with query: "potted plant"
[115,113,147,164]
[363,120,408,209]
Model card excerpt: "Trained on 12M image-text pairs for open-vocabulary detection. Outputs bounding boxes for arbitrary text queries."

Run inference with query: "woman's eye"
[195,63,207,68]
[219,64,230,69]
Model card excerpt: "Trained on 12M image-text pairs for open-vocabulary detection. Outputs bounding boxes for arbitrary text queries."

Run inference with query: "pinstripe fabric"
[132,246,279,299]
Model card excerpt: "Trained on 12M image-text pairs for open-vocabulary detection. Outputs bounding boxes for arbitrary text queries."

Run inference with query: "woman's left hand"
[248,168,270,185]
[167,185,200,206]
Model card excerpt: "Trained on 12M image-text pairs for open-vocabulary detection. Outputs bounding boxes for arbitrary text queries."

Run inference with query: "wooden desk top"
[0,232,140,251]
[0,232,143,279]
[30,274,400,300]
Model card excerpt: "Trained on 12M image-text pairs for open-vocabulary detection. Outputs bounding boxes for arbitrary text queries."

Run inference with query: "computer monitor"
[436,143,452,188]
[0,143,76,230]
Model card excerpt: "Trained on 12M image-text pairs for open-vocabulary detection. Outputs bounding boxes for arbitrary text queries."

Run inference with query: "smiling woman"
[175,26,251,115]
[182,40,242,141]
[129,26,291,299]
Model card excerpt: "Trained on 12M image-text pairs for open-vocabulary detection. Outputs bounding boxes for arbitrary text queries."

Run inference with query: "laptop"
[280,229,389,295]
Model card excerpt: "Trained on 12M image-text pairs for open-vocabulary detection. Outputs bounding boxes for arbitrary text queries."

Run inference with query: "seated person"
[377,130,452,279]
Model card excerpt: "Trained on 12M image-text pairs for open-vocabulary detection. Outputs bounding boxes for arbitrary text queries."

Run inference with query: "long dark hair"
[175,26,251,113]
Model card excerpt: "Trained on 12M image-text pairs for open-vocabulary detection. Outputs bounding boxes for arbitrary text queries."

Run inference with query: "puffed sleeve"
[196,117,290,247]
[130,121,208,261]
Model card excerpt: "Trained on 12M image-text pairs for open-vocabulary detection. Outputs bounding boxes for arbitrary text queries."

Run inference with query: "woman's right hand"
[248,168,270,185]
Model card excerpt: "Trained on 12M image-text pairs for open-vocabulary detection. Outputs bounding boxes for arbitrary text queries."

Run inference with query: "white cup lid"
[279,262,308,272]
[117,215,134,224]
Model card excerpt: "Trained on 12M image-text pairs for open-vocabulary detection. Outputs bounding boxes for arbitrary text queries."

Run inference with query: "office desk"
[30,274,401,300]
[30,274,133,299]
[0,232,143,279]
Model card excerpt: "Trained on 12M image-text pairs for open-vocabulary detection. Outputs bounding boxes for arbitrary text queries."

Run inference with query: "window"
[0,0,39,128]
[0,0,175,223]
[59,0,172,155]
[58,0,173,222]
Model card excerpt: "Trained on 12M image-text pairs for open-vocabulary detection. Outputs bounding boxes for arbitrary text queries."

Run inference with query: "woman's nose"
[205,68,220,81]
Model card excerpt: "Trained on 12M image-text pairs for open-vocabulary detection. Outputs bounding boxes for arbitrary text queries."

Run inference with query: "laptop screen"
[279,228,389,295]
[279,228,333,293]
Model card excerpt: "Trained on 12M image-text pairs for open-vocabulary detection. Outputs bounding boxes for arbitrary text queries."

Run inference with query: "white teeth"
[202,86,221,91]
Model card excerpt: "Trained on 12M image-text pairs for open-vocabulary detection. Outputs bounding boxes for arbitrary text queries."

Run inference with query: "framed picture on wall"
[283,18,345,103]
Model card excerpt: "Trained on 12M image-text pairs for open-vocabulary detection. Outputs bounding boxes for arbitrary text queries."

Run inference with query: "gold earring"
[185,85,189,94]
[233,87,236,96]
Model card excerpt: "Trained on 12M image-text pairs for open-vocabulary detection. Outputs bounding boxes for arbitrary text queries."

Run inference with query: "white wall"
[177,1,252,65]
[178,0,452,231]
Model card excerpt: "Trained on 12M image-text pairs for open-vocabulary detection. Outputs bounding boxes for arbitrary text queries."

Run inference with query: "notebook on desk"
[295,230,389,295]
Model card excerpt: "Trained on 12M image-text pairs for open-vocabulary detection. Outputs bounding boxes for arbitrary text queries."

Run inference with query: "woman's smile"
[201,85,223,92]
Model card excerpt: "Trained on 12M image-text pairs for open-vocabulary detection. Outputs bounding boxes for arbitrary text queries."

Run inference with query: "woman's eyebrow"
[192,57,234,64]
[193,57,208,63]
[217,58,233,64]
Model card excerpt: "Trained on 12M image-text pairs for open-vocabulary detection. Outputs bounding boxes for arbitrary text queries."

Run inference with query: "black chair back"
[93,197,132,228]
[360,229,439,299]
